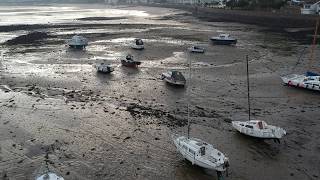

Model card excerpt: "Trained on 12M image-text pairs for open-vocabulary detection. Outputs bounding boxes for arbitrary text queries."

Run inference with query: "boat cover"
[306,71,319,76]
[171,71,186,81]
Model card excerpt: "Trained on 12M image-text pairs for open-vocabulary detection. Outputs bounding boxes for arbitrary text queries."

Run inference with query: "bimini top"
[68,35,88,46]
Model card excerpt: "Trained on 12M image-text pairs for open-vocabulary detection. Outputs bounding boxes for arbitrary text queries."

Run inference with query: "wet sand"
[0,4,319,180]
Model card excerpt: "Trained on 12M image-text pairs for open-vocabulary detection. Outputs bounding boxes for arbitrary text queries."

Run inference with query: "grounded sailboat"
[232,56,286,141]
[281,18,320,91]
[172,57,229,178]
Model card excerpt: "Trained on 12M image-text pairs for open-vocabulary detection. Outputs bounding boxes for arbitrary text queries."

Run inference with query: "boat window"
[189,149,195,155]
[240,124,244,126]
[200,146,205,156]
[245,125,253,129]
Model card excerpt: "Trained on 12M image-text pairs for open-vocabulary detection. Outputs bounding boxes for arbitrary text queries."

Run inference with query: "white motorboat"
[172,55,229,179]
[232,120,286,139]
[188,46,205,53]
[210,34,237,45]
[67,35,88,49]
[161,70,186,86]
[95,63,114,73]
[281,72,320,91]
[173,135,229,171]
[232,56,286,141]
[131,38,144,50]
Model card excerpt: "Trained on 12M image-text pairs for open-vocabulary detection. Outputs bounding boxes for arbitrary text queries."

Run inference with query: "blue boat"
[210,34,237,45]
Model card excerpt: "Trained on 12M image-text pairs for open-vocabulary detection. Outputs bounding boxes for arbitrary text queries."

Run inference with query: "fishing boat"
[161,70,186,86]
[172,55,229,179]
[232,56,286,141]
[131,38,144,50]
[210,34,237,45]
[121,54,141,67]
[188,46,205,53]
[281,18,320,91]
[95,63,114,73]
[67,35,88,49]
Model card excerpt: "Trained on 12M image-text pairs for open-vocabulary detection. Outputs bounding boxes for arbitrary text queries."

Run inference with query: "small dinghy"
[161,70,186,86]
[95,63,114,73]
[188,46,205,53]
[131,38,144,50]
[210,34,237,45]
[232,120,286,139]
[121,54,141,67]
[281,71,320,91]
[67,35,88,49]
[173,135,230,172]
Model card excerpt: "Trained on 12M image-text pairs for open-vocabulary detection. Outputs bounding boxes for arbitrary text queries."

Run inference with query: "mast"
[187,56,191,139]
[309,17,320,71]
[246,55,251,121]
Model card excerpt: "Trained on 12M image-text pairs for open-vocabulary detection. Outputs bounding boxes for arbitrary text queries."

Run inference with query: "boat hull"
[68,45,86,49]
[131,45,144,50]
[281,74,320,91]
[232,121,286,139]
[210,39,237,45]
[121,60,141,67]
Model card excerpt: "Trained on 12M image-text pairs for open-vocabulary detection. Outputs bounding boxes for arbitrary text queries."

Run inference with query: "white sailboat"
[172,56,230,178]
[281,18,320,91]
[232,56,286,141]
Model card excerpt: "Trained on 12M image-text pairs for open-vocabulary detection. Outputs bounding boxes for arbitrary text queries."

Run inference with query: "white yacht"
[173,135,229,171]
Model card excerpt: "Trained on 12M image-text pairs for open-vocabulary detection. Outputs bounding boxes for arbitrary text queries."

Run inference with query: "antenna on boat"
[246,55,251,121]
[187,55,192,139]
[309,17,320,71]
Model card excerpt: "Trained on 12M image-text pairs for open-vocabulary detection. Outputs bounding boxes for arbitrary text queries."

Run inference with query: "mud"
[5,31,51,45]
[0,4,319,180]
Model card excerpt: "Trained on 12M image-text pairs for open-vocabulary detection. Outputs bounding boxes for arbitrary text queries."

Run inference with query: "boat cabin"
[178,138,210,157]
[126,54,134,61]
[237,120,267,130]
[218,34,230,39]
[135,38,143,45]
[170,71,186,81]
